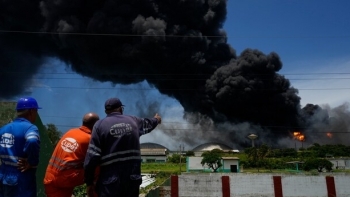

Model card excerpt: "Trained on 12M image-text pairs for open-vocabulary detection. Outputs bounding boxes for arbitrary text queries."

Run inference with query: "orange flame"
[293,132,305,141]
[298,134,305,141]
[327,132,333,138]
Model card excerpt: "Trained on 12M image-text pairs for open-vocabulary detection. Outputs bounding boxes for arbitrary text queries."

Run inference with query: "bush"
[303,158,333,172]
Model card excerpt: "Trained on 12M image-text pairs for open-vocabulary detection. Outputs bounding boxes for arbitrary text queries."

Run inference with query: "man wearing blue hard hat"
[0,97,41,197]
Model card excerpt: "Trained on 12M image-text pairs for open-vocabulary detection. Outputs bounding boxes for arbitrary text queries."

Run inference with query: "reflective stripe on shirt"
[48,156,83,171]
[0,154,25,161]
[101,156,141,166]
[0,154,25,166]
[101,149,140,160]
[87,144,101,156]
[100,149,141,166]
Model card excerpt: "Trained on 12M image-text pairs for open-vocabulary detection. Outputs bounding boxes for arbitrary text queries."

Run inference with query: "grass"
[141,162,186,173]
[140,162,185,194]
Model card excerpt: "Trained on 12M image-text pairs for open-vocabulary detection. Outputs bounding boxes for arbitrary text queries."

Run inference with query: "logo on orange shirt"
[61,137,79,153]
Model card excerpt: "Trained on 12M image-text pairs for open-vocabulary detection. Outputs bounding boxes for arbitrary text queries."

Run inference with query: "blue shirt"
[0,117,40,186]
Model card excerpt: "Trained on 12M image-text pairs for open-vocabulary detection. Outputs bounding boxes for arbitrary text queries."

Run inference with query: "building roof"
[140,142,169,150]
[222,157,239,160]
[141,148,167,155]
[192,142,233,152]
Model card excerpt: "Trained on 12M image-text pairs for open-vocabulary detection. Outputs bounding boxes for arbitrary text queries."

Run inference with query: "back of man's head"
[82,112,100,130]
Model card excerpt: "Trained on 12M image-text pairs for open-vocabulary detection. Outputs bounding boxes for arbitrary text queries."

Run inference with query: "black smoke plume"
[1,0,347,147]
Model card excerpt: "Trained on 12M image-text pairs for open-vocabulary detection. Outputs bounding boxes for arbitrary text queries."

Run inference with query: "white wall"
[187,157,206,171]
[230,174,275,197]
[178,174,223,197]
[282,175,327,197]
[172,173,350,197]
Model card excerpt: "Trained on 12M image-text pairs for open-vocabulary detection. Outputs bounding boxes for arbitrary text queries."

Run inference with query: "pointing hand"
[154,113,161,124]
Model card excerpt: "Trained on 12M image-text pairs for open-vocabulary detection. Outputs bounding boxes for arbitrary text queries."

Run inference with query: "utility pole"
[179,144,184,172]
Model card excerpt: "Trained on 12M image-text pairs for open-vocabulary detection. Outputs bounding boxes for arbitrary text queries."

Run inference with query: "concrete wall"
[167,173,350,197]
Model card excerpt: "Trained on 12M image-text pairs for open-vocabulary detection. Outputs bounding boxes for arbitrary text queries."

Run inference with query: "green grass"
[141,162,186,173]
[140,163,185,194]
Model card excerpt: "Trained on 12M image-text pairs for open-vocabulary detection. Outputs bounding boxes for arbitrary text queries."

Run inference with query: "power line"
[1,29,350,39]
[3,75,350,81]
[0,29,225,38]
[3,71,350,76]
[46,124,350,134]
[25,85,350,91]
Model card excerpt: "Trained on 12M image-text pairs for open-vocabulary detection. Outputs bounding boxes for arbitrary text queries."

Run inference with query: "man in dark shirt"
[84,97,161,197]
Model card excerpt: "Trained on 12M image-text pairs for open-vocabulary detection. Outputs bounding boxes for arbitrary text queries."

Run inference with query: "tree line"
[167,143,350,173]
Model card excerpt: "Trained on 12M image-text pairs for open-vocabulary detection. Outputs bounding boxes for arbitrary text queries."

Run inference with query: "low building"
[221,157,240,172]
[328,157,350,169]
[192,142,239,156]
[140,142,168,163]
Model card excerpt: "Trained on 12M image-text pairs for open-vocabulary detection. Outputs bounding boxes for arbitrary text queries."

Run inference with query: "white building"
[192,142,239,156]
[140,142,168,163]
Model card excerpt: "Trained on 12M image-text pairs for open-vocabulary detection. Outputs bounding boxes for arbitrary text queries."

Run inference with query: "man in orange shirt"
[44,112,99,197]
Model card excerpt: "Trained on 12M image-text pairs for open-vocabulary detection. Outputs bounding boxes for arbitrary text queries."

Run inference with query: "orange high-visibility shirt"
[44,126,93,188]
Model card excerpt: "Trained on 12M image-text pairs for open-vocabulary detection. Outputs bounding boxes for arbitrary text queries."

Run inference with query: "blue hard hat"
[16,97,42,110]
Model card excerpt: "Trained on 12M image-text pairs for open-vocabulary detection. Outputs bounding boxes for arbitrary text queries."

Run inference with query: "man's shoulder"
[103,114,139,123]
[13,119,37,130]
[63,127,83,135]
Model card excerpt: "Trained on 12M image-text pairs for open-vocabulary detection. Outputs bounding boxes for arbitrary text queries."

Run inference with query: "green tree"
[245,144,271,171]
[257,144,271,171]
[45,123,62,147]
[201,149,223,172]
[167,154,186,163]
[244,147,258,167]
[270,148,298,158]
[307,143,350,157]
[303,158,333,172]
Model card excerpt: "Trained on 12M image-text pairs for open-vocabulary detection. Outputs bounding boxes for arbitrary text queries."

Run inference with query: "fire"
[327,132,333,138]
[298,134,305,141]
[293,132,301,137]
[293,131,305,141]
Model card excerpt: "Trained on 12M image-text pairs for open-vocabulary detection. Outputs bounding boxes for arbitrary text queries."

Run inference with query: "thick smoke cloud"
[0,0,50,97]
[1,0,348,147]
[205,49,301,127]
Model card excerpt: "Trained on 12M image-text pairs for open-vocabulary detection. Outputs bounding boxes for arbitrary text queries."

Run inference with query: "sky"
[2,0,350,150]
[225,0,350,107]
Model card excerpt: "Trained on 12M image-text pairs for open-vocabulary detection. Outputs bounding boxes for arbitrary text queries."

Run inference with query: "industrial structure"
[140,142,168,163]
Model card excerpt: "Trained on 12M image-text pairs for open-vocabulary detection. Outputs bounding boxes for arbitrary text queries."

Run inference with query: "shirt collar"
[79,125,92,134]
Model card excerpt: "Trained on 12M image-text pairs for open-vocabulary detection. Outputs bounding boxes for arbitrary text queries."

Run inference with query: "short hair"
[17,109,30,116]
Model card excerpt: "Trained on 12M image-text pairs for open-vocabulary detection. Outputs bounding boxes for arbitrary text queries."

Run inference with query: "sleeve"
[23,125,41,166]
[84,123,102,186]
[138,117,159,136]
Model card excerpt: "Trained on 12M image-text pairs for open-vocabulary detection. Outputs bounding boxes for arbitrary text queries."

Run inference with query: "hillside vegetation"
[0,102,16,127]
